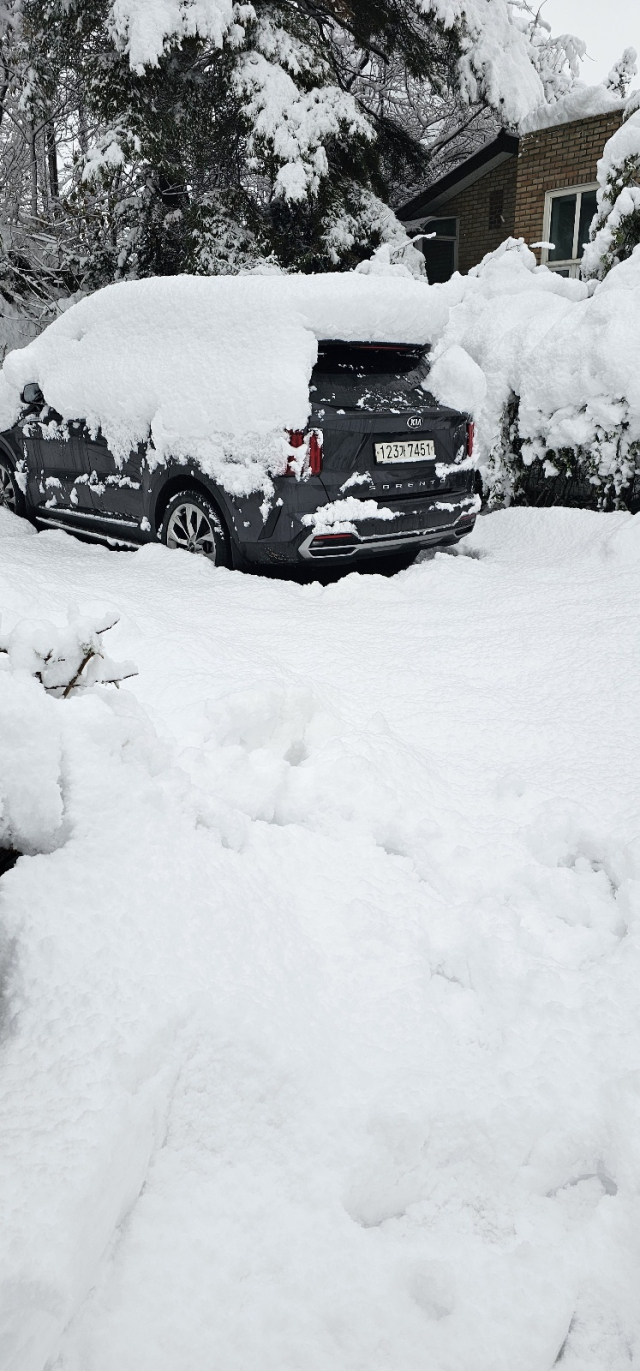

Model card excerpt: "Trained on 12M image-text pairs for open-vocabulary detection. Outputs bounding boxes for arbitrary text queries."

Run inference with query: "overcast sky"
[543,0,639,85]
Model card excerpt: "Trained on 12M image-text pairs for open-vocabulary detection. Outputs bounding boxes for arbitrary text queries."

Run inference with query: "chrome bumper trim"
[298,514,474,561]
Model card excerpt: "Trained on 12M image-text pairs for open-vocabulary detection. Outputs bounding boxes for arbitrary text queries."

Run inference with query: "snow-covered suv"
[0,275,478,569]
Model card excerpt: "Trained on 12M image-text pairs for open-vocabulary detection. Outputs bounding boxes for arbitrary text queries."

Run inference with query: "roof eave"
[396,130,519,225]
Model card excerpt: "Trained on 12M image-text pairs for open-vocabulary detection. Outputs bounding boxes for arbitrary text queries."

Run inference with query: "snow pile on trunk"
[1,506,640,1371]
[0,274,435,498]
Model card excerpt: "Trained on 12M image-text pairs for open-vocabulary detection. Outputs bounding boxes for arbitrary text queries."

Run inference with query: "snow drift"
[1,506,640,1371]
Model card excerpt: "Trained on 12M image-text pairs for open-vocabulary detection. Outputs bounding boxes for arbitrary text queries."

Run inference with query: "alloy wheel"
[165,501,219,560]
[0,464,17,512]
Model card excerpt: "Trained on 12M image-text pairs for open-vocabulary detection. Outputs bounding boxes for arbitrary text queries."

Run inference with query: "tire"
[160,489,230,567]
[0,454,26,519]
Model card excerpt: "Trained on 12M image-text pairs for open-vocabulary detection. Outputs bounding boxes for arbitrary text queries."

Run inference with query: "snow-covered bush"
[0,667,64,861]
[353,235,427,279]
[583,96,640,281]
[492,422,640,512]
[0,610,136,878]
[0,612,137,698]
[422,239,640,509]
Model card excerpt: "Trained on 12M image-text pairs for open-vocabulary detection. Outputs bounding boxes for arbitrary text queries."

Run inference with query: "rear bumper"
[298,507,477,561]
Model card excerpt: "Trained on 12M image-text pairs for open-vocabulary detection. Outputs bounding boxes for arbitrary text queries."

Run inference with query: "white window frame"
[541,183,598,278]
[419,216,459,274]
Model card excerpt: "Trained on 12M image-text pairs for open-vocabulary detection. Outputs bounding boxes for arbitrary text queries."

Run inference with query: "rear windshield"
[310,341,433,412]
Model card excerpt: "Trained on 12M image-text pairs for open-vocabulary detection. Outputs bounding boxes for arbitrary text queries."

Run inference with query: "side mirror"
[21,382,44,406]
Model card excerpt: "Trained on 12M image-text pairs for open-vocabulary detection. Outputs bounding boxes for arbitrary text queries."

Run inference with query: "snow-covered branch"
[0,612,137,697]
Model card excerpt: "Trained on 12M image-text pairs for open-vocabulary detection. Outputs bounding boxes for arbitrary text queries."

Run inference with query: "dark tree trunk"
[27,121,38,219]
[46,120,59,205]
[78,101,88,156]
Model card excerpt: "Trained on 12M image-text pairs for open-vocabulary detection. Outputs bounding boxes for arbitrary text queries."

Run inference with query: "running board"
[40,505,140,528]
[35,513,140,550]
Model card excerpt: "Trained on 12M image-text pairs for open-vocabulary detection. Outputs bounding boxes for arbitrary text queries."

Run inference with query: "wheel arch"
[150,471,232,541]
[0,431,28,516]
[0,433,21,468]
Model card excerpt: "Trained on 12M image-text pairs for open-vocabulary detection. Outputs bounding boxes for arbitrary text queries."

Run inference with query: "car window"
[310,341,433,411]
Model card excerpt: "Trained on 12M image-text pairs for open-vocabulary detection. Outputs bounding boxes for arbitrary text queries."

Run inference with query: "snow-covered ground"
[2,506,640,1371]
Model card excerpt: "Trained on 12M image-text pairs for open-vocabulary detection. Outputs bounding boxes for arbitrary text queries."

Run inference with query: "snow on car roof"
[0,274,435,488]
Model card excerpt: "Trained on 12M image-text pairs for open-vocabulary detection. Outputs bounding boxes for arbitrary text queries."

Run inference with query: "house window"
[542,185,598,277]
[419,218,458,283]
[488,189,504,230]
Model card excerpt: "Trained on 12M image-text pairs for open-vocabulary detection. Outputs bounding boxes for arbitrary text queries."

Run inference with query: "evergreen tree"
[2,0,585,288]
[582,68,640,281]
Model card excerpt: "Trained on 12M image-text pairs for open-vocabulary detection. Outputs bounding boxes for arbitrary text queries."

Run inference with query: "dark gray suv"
[0,340,478,570]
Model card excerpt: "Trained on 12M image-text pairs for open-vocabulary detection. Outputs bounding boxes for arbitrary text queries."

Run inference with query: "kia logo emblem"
[407,416,422,429]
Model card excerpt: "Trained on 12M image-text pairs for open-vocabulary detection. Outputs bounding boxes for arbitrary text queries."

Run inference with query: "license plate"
[374,439,436,464]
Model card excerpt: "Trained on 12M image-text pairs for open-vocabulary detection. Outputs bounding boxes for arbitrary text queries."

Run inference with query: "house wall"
[435,156,518,274]
[514,111,624,263]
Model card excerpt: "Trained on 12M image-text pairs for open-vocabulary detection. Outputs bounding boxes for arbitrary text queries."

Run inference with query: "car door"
[20,425,45,511]
[80,427,145,531]
[23,416,94,517]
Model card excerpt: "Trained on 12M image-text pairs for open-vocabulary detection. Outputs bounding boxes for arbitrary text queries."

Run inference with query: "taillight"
[285,429,323,477]
[308,432,322,475]
[467,421,475,457]
[285,430,304,477]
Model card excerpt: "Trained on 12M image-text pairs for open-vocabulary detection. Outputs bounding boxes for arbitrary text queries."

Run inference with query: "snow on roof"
[520,82,633,134]
[0,273,435,490]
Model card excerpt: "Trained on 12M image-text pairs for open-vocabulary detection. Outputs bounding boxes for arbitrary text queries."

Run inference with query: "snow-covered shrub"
[492,420,640,512]
[482,392,521,507]
[0,609,137,886]
[0,612,137,698]
[0,665,65,862]
[519,434,640,511]
[582,95,640,281]
[0,606,140,1053]
[422,239,640,509]
[353,234,427,279]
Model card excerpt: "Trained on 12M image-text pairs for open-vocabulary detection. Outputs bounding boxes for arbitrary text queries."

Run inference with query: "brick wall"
[514,111,623,262]
[436,156,518,275]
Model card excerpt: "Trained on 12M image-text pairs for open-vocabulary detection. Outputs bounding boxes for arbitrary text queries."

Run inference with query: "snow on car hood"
[0,274,437,493]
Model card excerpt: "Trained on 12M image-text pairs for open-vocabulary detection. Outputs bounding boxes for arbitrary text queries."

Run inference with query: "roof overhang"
[397,130,519,227]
